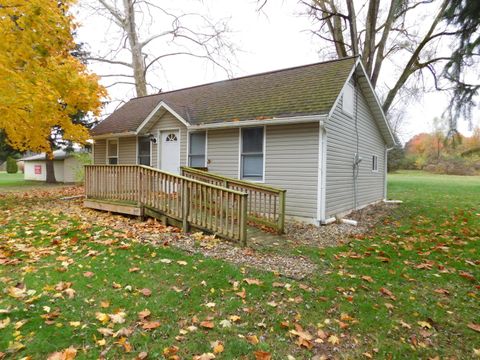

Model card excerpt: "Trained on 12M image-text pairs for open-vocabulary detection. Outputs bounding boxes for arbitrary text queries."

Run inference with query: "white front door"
[160,130,180,174]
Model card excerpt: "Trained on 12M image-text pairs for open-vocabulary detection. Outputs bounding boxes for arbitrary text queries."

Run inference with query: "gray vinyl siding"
[118,137,137,164]
[93,139,106,164]
[205,124,318,220]
[325,81,386,217]
[206,128,239,178]
[149,112,187,169]
[265,123,319,219]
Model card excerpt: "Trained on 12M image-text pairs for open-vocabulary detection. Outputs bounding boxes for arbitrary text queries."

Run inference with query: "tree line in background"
[0,0,478,182]
[388,121,480,175]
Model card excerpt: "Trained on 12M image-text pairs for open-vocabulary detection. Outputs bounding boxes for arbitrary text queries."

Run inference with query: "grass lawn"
[0,171,479,359]
[0,172,31,187]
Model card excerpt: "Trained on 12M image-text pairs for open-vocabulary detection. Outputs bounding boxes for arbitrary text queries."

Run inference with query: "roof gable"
[91,57,357,136]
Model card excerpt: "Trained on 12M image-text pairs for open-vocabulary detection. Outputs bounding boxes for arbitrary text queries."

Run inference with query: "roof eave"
[189,114,328,130]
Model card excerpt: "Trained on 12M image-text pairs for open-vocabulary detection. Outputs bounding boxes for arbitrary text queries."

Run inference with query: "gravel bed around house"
[28,194,396,280]
[142,233,317,280]
[284,201,399,248]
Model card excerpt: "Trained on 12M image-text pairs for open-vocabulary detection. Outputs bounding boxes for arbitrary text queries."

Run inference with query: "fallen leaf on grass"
[236,288,246,299]
[467,323,480,333]
[47,347,77,360]
[328,335,340,345]
[138,309,151,320]
[459,271,476,281]
[246,335,259,345]
[361,275,374,283]
[136,352,148,360]
[83,271,94,278]
[0,318,10,329]
[379,287,396,301]
[193,353,215,360]
[200,321,214,329]
[211,340,224,354]
[254,351,272,360]
[434,288,450,295]
[243,278,263,285]
[141,321,161,330]
[139,288,152,297]
[163,346,179,357]
[418,321,432,329]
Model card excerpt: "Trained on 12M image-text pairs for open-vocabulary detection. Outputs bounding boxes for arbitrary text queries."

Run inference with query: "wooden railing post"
[239,194,248,246]
[182,180,190,233]
[278,190,286,234]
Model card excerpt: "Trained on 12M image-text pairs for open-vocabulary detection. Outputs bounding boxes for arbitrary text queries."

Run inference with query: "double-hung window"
[107,139,118,164]
[189,132,206,168]
[241,127,264,181]
[372,155,378,172]
[137,136,151,166]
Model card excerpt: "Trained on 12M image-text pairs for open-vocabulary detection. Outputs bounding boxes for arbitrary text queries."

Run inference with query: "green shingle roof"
[92,57,357,135]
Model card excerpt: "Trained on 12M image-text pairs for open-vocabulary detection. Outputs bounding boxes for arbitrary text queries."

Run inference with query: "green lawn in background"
[0,171,478,359]
[0,172,36,188]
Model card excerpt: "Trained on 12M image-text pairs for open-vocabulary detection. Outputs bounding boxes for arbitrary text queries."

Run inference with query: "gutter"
[91,131,137,140]
[188,114,328,130]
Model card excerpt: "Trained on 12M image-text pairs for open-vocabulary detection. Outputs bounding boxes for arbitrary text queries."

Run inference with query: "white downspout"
[384,146,394,200]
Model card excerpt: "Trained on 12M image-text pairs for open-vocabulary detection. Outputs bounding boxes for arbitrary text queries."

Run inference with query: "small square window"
[372,155,378,172]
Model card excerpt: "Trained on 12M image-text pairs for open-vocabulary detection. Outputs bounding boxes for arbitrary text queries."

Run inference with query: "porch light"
[148,134,157,144]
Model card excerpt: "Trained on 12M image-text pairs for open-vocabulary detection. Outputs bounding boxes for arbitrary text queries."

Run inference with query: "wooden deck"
[84,165,286,245]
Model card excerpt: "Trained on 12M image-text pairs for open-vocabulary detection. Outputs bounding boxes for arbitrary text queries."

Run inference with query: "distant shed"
[22,150,88,183]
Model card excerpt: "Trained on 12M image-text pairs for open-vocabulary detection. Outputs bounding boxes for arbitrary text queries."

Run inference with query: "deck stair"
[84,165,286,245]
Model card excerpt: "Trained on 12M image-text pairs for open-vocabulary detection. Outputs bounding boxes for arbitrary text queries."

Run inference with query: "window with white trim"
[137,136,151,166]
[372,155,378,172]
[241,127,264,181]
[189,132,206,168]
[107,139,118,164]
[342,83,354,116]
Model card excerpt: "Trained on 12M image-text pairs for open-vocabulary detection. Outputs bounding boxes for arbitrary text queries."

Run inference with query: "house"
[90,56,396,225]
[22,149,88,183]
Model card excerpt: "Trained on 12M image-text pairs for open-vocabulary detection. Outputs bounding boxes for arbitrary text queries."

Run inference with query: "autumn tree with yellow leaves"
[0,0,106,182]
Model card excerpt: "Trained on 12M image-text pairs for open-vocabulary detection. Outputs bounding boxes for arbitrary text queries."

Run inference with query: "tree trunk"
[45,153,56,183]
[123,0,148,97]
[346,0,359,56]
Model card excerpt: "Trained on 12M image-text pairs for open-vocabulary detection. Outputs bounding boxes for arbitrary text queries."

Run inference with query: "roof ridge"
[131,56,359,100]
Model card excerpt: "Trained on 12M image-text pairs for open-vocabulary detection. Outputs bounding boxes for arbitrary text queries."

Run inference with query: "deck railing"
[181,167,286,233]
[85,165,248,244]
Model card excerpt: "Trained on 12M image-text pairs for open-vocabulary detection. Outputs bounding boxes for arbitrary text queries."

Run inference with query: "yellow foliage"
[0,0,106,155]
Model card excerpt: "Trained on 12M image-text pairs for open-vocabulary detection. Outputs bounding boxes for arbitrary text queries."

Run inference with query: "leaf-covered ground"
[0,171,479,359]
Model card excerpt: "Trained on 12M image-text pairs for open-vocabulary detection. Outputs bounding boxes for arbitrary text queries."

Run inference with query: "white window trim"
[106,138,119,164]
[238,126,266,183]
[187,130,208,168]
[372,154,379,172]
[157,128,181,170]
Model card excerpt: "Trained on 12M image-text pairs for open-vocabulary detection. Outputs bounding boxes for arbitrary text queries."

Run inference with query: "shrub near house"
[6,157,18,174]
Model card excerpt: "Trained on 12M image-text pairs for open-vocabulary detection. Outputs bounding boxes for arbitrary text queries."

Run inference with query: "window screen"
[138,136,151,166]
[189,132,206,167]
[241,127,264,181]
[107,139,118,165]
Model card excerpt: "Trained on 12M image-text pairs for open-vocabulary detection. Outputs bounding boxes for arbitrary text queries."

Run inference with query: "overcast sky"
[74,0,479,143]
